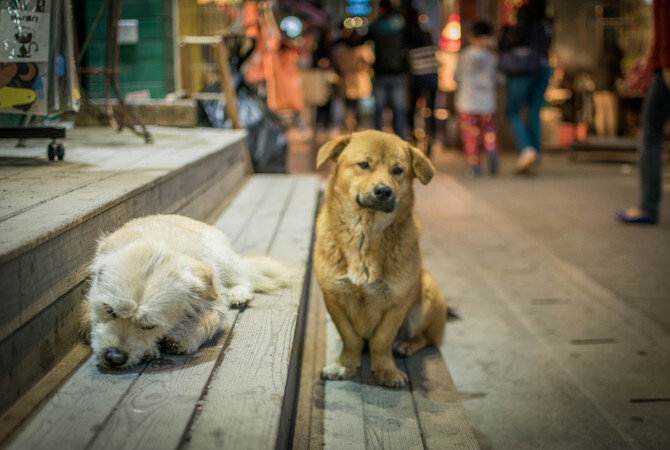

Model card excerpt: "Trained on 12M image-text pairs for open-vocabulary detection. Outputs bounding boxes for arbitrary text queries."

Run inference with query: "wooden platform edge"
[277,223,317,449]
[0,142,252,434]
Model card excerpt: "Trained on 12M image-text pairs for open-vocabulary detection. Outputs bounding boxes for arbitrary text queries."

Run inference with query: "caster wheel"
[56,144,65,160]
[47,143,56,161]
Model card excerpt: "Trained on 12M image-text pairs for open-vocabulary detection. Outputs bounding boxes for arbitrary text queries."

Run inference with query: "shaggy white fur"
[83,214,291,369]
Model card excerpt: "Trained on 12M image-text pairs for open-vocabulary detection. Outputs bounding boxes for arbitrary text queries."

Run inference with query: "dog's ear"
[316,134,351,168]
[408,144,435,185]
[183,257,218,302]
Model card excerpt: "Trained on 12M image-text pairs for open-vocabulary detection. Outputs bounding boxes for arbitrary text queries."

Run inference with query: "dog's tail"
[242,255,296,293]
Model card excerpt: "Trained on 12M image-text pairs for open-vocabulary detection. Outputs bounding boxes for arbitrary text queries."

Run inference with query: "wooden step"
[2,174,321,449]
[0,126,250,423]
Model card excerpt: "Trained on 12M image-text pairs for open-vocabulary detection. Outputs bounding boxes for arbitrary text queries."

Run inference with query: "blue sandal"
[615,209,658,224]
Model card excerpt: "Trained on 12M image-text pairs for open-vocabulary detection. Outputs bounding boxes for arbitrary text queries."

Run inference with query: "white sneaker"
[515,148,537,173]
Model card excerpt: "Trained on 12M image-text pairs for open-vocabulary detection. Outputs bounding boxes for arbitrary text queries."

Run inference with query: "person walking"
[406,8,439,153]
[454,20,499,177]
[498,0,553,174]
[592,35,623,138]
[366,0,409,138]
[616,0,670,224]
[454,21,499,178]
[331,27,374,132]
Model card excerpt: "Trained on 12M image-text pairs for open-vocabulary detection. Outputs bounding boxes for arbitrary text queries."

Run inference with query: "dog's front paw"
[160,337,187,355]
[321,362,356,380]
[228,285,253,308]
[374,368,408,387]
[141,347,161,362]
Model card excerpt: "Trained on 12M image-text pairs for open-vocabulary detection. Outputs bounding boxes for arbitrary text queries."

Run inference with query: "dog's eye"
[357,161,370,170]
[392,167,404,175]
[103,303,117,319]
[141,324,156,331]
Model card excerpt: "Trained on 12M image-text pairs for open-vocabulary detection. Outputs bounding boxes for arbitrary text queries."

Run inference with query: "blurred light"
[419,14,429,24]
[344,16,367,29]
[434,109,449,120]
[280,16,302,38]
[439,14,461,52]
[347,0,371,16]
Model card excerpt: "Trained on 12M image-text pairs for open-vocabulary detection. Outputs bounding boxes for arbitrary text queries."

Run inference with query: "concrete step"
[0,126,250,420]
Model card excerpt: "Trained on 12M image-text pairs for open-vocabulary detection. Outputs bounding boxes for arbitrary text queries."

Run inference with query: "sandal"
[615,208,658,224]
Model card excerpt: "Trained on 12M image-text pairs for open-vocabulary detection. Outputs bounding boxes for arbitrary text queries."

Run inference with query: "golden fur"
[314,130,447,387]
[84,214,289,369]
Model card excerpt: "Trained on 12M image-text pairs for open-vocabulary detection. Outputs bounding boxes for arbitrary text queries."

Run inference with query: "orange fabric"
[264,45,305,112]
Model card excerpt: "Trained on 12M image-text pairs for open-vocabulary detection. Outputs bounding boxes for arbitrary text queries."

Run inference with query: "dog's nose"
[374,184,393,200]
[104,348,128,367]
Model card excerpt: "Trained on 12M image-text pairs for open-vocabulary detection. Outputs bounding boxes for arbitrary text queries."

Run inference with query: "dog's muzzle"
[356,184,396,213]
[104,348,128,367]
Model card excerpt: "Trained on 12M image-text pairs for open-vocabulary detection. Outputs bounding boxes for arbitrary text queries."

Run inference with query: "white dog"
[83,214,290,369]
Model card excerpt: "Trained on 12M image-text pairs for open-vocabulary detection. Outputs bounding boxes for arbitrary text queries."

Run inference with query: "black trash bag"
[198,45,287,173]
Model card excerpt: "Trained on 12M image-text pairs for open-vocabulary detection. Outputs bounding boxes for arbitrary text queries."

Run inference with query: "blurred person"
[499,0,553,174]
[366,0,409,138]
[616,0,670,224]
[242,2,304,120]
[406,8,439,154]
[592,35,623,137]
[312,26,335,139]
[454,20,499,177]
[331,27,375,132]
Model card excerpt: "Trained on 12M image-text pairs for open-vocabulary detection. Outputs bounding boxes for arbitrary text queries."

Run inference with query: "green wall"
[81,0,175,99]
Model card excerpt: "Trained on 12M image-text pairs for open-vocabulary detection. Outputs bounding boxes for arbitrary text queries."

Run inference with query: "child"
[454,21,499,177]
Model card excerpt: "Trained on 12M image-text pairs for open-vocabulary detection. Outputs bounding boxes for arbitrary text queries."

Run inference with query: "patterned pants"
[458,112,499,168]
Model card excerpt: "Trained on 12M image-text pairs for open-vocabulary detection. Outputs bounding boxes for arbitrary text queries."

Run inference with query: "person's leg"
[593,91,606,137]
[424,86,437,140]
[390,74,408,138]
[605,91,619,137]
[373,77,388,131]
[507,73,539,172]
[639,72,670,219]
[527,66,551,155]
[505,74,534,151]
[344,98,357,131]
[480,113,499,174]
[408,79,420,140]
[459,112,481,172]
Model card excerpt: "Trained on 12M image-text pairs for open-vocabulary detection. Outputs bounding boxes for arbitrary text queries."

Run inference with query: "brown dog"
[314,130,447,387]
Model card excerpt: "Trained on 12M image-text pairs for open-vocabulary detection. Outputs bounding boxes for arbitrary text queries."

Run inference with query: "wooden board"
[6,174,321,450]
[185,175,320,450]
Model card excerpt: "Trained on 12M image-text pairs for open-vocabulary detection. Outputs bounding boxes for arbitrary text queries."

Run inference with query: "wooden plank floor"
[415,172,670,449]
[5,174,321,450]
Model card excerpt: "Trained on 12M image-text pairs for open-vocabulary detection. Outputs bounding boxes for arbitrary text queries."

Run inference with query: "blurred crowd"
[236,0,668,188]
